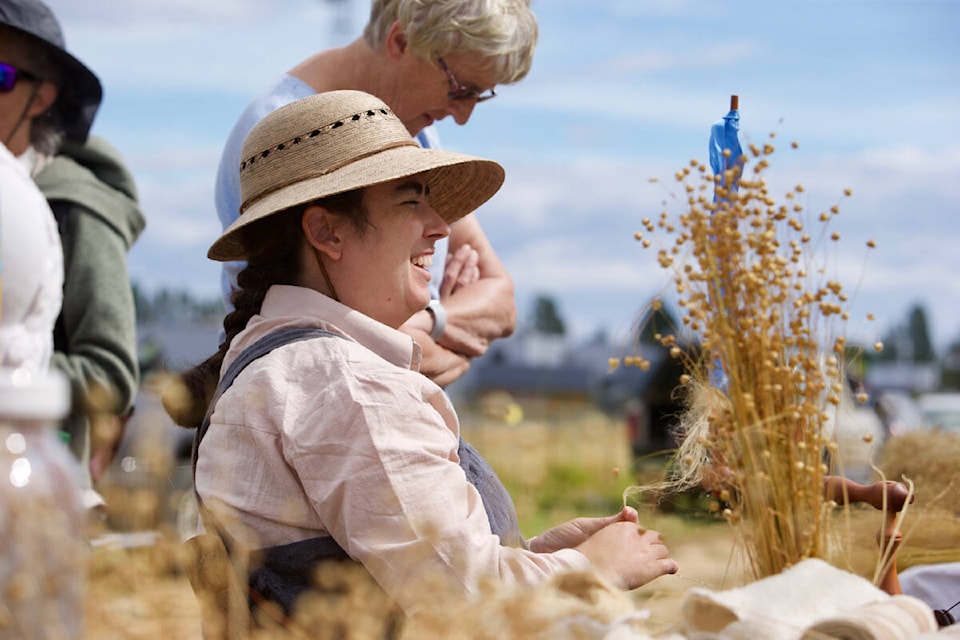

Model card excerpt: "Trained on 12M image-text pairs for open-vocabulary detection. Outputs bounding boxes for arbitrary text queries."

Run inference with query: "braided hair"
[163,189,367,428]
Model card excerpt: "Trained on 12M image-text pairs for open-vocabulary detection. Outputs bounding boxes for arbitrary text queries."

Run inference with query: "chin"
[408,115,432,136]
[404,120,424,136]
[415,295,431,313]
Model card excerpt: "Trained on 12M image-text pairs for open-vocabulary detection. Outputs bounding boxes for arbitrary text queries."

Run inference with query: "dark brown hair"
[163,189,368,428]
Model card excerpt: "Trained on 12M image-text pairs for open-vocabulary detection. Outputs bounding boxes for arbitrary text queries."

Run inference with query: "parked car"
[916,392,960,432]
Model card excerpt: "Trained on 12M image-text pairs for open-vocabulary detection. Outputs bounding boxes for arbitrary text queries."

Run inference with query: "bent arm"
[296,374,589,614]
[438,214,516,355]
[400,214,516,384]
[403,326,471,388]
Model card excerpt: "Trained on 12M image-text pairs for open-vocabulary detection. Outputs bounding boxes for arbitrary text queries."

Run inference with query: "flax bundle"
[626,136,873,581]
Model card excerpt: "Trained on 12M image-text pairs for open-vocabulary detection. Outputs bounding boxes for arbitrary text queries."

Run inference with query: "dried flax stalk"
[630,137,868,580]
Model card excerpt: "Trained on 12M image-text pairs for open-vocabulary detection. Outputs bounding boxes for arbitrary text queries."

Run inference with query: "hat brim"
[2,23,102,141]
[50,47,102,141]
[208,145,504,262]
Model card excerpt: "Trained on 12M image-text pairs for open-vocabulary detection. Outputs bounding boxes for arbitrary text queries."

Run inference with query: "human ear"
[384,20,407,60]
[302,205,343,261]
[28,81,58,118]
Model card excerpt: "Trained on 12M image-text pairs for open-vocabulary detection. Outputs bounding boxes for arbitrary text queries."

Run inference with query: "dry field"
[80,398,959,638]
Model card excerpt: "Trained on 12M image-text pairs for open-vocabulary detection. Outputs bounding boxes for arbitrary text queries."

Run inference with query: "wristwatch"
[426,299,447,340]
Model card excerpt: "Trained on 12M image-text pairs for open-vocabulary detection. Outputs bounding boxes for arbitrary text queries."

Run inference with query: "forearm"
[437,275,516,358]
[399,325,471,387]
[304,401,590,612]
[436,214,517,356]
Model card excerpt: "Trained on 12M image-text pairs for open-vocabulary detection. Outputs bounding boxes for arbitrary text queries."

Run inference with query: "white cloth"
[802,594,938,639]
[194,284,590,614]
[0,143,63,371]
[679,558,938,640]
[900,562,960,613]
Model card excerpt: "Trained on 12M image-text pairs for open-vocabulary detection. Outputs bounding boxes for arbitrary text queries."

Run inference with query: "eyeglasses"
[437,57,496,103]
[0,61,37,92]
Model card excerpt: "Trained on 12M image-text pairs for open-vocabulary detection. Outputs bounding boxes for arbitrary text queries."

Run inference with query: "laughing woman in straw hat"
[179,90,677,625]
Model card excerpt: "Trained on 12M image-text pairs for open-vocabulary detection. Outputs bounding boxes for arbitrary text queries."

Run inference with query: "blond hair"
[363,0,537,85]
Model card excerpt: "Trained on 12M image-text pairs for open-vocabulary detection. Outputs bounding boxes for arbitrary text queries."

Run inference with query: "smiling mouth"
[412,255,433,268]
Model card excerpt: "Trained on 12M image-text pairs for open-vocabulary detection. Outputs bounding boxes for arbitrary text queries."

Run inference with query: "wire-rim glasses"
[436,57,496,103]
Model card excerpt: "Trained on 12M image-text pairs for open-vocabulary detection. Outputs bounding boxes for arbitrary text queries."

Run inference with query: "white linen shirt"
[0,143,63,371]
[195,285,590,613]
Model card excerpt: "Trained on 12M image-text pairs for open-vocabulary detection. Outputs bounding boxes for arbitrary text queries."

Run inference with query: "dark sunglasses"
[0,61,38,92]
[437,57,496,103]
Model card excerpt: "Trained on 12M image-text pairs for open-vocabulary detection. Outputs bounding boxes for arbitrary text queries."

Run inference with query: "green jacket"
[35,136,146,466]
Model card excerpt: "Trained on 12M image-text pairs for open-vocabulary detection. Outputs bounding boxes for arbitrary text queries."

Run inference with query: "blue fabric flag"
[707,97,743,390]
[709,100,743,199]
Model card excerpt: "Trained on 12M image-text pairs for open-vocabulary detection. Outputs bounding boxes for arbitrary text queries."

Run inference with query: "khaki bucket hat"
[209,90,505,262]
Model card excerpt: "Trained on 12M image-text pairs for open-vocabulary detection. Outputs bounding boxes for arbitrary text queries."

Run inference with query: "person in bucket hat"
[0,0,101,152]
[1,0,145,503]
[214,0,537,390]
[175,90,677,628]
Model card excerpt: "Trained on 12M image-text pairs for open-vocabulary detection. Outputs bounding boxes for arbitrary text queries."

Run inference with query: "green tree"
[941,336,960,390]
[532,295,566,335]
[908,304,936,362]
[876,304,936,363]
[132,283,154,323]
[131,283,223,324]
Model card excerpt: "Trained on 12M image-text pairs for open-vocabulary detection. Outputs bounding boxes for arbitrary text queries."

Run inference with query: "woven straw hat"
[209,90,505,262]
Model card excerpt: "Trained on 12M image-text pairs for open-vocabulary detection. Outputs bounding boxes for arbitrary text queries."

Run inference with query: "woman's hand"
[440,243,480,297]
[528,506,639,553]
[575,522,678,590]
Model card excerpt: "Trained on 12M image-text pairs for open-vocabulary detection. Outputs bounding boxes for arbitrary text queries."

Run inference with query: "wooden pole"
[823,477,911,595]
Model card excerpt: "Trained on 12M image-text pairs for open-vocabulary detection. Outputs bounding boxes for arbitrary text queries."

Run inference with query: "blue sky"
[46,0,960,354]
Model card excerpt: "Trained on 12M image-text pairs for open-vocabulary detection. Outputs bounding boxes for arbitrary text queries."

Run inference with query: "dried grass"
[875,430,960,568]
[877,430,960,515]
[74,405,959,638]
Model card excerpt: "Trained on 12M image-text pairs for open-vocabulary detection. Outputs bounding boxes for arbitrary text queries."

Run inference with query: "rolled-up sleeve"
[281,344,590,613]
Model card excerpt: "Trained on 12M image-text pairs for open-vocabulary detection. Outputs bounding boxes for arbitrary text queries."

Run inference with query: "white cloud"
[48,0,326,24]
[39,0,960,351]
[469,139,960,346]
[44,0,359,94]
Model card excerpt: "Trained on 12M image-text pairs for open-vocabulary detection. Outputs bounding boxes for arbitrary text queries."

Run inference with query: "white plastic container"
[0,367,87,639]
